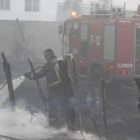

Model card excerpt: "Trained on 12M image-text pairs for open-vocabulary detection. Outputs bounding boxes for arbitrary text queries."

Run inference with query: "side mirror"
[58,26,63,34]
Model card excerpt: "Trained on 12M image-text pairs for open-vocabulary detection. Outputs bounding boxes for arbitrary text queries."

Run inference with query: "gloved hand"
[24,72,32,79]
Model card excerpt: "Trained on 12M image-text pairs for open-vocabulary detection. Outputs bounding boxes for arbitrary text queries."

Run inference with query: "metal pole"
[1,52,15,109]
[72,58,77,85]
[101,79,109,140]
[78,110,84,136]
[71,59,83,136]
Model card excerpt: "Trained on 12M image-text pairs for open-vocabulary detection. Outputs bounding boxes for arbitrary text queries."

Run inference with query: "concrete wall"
[0,20,62,64]
[0,0,58,21]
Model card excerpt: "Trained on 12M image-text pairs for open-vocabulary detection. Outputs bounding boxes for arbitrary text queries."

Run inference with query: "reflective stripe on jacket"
[46,63,62,89]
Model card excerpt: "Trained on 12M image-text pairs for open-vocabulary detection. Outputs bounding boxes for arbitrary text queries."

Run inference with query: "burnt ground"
[2,77,140,140]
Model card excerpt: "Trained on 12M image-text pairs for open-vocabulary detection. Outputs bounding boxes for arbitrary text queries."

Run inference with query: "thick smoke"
[0,77,101,140]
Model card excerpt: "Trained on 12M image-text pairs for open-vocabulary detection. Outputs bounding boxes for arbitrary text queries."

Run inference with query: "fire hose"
[27,59,49,126]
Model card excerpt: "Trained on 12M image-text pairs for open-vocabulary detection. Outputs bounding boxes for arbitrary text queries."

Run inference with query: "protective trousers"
[48,87,76,130]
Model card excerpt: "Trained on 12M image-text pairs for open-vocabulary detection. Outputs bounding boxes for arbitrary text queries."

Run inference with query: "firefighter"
[24,49,76,131]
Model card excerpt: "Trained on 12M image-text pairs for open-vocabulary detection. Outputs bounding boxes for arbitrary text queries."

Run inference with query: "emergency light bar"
[71,11,77,17]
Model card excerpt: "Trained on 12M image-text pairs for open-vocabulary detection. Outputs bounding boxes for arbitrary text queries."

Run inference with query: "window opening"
[65,24,70,37]
[25,0,39,12]
[0,0,10,10]
[80,23,89,57]
[73,22,79,36]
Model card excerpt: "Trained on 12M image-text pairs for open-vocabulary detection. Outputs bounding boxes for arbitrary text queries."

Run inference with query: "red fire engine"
[62,4,140,81]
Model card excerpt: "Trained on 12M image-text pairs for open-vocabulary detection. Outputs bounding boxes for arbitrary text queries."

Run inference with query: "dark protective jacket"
[33,57,71,91]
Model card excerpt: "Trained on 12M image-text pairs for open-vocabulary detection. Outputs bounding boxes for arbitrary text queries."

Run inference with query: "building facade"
[0,0,58,21]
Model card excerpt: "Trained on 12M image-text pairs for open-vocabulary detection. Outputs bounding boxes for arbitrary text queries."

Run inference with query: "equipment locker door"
[103,24,116,61]
[134,24,140,74]
[79,23,89,57]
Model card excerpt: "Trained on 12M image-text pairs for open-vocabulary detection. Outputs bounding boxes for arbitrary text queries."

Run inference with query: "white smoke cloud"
[0,107,100,140]
[0,77,101,140]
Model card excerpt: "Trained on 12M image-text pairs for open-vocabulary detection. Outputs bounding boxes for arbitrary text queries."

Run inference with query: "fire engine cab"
[62,3,140,81]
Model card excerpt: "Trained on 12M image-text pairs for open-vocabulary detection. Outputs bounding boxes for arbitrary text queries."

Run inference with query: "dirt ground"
[3,77,140,140]
[78,80,140,140]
